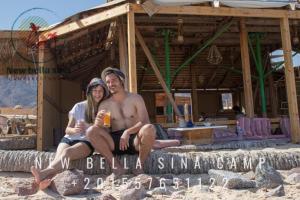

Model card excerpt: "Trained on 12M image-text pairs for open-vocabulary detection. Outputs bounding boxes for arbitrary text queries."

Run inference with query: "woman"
[31,77,109,189]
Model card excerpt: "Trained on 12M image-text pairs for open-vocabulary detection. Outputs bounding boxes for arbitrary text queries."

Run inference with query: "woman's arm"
[65,116,84,135]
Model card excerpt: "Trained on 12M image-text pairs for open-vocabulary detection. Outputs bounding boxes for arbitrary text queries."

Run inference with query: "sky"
[0,0,106,30]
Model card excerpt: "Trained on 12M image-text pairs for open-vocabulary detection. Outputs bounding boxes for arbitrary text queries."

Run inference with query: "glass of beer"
[103,111,111,127]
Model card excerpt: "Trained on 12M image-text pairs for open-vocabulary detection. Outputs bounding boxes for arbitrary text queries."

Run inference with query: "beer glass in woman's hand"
[75,119,86,134]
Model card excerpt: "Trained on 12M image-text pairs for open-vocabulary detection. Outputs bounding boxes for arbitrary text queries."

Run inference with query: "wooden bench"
[168,126,227,145]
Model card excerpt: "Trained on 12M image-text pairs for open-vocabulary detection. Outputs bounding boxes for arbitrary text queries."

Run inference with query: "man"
[86,67,156,177]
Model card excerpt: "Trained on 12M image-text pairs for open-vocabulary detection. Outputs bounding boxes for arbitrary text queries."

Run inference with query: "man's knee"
[140,124,156,140]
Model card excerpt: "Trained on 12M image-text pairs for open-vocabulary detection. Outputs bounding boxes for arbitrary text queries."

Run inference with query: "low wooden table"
[168,126,227,145]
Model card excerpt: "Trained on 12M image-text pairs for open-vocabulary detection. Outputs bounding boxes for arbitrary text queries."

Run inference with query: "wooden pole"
[240,18,254,117]
[280,17,300,143]
[127,11,137,93]
[37,43,45,151]
[135,27,183,118]
[132,4,300,19]
[118,18,129,90]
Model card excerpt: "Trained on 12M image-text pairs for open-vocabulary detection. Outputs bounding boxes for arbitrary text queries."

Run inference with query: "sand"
[0,170,299,200]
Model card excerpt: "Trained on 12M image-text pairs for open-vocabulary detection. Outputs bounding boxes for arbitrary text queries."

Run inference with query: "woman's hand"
[120,130,130,151]
[73,121,86,134]
[94,110,106,127]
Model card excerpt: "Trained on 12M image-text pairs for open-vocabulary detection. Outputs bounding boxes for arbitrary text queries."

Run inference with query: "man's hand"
[94,110,106,127]
[120,130,130,151]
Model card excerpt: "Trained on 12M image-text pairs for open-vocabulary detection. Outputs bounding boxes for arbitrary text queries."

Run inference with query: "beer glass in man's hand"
[95,110,106,127]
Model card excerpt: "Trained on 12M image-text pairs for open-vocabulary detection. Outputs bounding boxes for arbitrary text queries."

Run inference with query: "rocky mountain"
[0,76,37,107]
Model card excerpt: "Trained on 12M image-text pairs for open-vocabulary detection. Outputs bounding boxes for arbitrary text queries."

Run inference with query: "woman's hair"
[85,85,104,124]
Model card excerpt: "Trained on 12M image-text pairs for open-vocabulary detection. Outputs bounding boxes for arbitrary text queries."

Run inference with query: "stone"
[160,174,174,179]
[242,171,255,180]
[131,174,160,189]
[120,186,147,200]
[164,179,173,186]
[150,186,173,195]
[265,185,285,197]
[15,180,38,196]
[175,178,188,188]
[255,162,284,189]
[208,169,256,189]
[200,174,211,185]
[287,167,300,176]
[296,183,300,189]
[100,194,117,200]
[285,173,300,184]
[172,190,186,196]
[50,169,85,196]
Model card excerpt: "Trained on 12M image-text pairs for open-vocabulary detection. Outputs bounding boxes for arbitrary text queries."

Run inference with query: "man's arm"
[120,94,151,150]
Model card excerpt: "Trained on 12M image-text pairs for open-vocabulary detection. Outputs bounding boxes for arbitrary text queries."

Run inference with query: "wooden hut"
[2,0,300,150]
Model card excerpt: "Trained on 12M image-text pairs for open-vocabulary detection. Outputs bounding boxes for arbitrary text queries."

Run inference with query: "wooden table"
[168,126,227,145]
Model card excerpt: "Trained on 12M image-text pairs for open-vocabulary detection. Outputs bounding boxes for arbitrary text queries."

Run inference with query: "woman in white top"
[31,77,109,189]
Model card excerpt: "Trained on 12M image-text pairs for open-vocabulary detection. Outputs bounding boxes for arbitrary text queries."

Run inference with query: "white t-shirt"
[64,100,90,141]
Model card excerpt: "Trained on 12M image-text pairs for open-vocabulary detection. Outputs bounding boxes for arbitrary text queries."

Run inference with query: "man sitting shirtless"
[86,67,156,177]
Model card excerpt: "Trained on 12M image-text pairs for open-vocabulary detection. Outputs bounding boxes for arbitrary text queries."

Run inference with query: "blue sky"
[0,0,106,30]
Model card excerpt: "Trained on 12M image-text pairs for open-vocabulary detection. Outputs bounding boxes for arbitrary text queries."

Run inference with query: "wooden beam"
[138,25,281,34]
[40,3,130,41]
[0,31,30,39]
[217,53,241,88]
[118,17,129,90]
[37,43,45,151]
[132,4,300,19]
[240,18,254,117]
[53,20,112,47]
[66,52,107,80]
[127,11,137,93]
[205,66,220,89]
[217,70,230,88]
[135,27,183,118]
[280,17,300,143]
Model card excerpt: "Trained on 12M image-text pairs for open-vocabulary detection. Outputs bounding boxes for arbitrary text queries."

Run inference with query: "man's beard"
[109,88,117,94]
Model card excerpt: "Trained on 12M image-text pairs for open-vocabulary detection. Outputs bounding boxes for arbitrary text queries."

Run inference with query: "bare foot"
[132,168,144,176]
[39,179,52,190]
[31,166,41,184]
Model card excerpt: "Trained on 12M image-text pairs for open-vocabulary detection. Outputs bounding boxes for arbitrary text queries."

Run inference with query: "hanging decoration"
[207,44,223,65]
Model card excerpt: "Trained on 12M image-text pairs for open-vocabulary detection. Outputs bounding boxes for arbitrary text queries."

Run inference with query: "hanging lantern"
[177,18,184,43]
[207,45,223,65]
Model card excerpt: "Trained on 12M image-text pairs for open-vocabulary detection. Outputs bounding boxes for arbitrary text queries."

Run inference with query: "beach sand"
[0,170,299,200]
